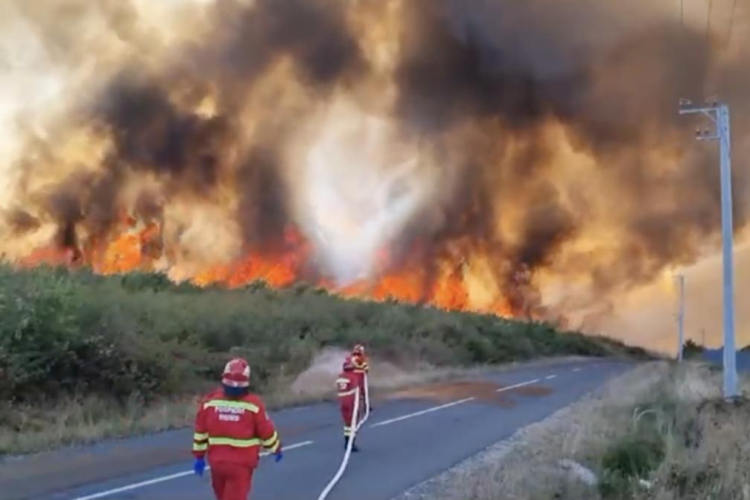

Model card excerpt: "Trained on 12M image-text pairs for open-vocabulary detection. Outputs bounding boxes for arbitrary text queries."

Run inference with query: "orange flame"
[15,220,515,318]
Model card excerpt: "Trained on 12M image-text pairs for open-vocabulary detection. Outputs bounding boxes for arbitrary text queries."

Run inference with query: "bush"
[0,266,640,408]
[599,434,665,498]
[601,435,665,478]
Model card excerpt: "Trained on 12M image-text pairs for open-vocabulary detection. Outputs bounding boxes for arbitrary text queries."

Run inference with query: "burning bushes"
[0,265,640,452]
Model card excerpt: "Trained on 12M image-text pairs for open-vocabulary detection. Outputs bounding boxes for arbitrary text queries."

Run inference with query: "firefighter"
[336,356,360,452]
[351,343,370,414]
[192,358,283,500]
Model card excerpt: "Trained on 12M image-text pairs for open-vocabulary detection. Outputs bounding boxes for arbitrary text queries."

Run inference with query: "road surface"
[0,358,631,500]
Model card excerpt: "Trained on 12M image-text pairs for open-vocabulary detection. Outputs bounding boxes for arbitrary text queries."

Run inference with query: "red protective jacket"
[337,371,360,436]
[337,371,360,407]
[192,389,281,468]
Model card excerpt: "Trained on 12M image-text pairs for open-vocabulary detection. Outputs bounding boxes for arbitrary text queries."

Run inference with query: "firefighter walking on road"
[351,343,370,415]
[336,356,361,452]
[192,358,283,500]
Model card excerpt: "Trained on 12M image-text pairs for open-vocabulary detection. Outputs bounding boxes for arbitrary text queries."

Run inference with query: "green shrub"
[598,432,665,498]
[0,265,641,408]
[602,435,665,478]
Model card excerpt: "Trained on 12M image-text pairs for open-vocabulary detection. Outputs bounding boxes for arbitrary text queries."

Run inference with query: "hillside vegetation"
[0,265,644,454]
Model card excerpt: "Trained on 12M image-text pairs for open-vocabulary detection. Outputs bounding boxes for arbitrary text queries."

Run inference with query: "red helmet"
[343,356,354,371]
[352,343,365,355]
[222,358,251,388]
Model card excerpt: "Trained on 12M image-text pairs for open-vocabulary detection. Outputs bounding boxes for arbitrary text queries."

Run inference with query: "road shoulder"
[393,362,660,500]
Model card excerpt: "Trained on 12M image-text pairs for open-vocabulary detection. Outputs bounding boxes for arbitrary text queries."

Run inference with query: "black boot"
[344,437,360,453]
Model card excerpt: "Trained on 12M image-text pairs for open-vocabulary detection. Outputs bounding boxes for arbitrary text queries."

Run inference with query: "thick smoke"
[1,0,748,344]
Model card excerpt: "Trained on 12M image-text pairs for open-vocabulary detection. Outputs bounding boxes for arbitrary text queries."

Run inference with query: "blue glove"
[274,450,283,463]
[193,457,206,476]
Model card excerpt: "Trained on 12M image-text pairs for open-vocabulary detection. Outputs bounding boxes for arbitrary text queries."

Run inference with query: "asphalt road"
[1,358,631,500]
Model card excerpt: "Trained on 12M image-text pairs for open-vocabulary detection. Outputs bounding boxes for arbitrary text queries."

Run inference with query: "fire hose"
[358,372,371,430]
[317,373,369,500]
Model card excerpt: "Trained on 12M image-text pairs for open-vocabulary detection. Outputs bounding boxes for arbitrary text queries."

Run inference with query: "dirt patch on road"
[386,380,553,408]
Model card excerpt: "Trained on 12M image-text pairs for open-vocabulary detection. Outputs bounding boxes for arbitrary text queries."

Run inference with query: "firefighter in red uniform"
[192,358,283,500]
[336,356,361,452]
[351,343,370,415]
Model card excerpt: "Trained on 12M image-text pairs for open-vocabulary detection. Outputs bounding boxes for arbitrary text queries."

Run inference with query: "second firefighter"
[336,356,361,452]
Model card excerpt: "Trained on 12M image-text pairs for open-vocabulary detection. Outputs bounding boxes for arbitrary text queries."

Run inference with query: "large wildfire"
[0,0,749,350]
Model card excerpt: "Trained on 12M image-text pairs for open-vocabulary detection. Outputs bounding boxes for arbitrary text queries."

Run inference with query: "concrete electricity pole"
[675,274,685,362]
[679,98,738,399]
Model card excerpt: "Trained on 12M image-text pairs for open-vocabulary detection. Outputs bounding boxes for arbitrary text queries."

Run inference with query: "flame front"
[1,0,749,348]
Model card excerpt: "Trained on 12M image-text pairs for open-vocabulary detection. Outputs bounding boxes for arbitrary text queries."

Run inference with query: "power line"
[681,0,684,28]
[706,0,714,39]
[727,0,739,46]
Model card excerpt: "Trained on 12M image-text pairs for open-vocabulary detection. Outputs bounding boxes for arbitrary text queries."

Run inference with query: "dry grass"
[0,396,198,455]
[400,362,750,500]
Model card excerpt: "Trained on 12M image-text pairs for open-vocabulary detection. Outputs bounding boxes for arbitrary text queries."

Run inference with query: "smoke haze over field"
[0,0,748,351]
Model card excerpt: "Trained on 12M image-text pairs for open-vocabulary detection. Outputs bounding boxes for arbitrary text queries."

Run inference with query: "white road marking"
[370,397,477,428]
[371,377,544,429]
[72,441,314,500]
[496,379,540,393]
[573,368,582,372]
[545,374,557,380]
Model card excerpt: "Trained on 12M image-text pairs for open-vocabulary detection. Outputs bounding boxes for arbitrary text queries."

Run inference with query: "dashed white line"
[496,379,540,393]
[573,368,582,372]
[72,440,314,500]
[545,374,558,380]
[370,397,477,428]
[371,377,545,429]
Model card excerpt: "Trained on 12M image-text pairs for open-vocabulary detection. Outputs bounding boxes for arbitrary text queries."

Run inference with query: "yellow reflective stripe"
[338,389,357,397]
[193,443,208,451]
[194,432,209,441]
[267,439,281,453]
[262,431,278,447]
[203,400,259,413]
[208,437,261,447]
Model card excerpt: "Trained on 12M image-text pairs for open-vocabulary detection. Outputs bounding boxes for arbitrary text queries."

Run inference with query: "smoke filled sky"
[0,0,748,352]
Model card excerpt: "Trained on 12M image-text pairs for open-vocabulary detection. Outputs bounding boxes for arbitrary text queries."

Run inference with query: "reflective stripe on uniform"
[262,431,278,446]
[203,400,260,413]
[262,431,279,451]
[338,389,357,397]
[194,432,209,441]
[264,433,280,453]
[208,437,262,447]
[193,442,208,452]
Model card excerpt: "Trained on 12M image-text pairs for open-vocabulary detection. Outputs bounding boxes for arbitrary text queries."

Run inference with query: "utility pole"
[679,98,738,399]
[675,274,685,362]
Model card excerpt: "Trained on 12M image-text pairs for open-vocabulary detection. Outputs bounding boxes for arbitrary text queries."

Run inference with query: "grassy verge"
[412,362,750,500]
[0,266,645,455]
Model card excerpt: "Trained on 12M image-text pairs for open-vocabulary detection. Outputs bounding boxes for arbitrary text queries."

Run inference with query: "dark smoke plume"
[3,0,749,324]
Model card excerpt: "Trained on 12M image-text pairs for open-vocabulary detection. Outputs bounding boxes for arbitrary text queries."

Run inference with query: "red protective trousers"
[210,462,254,500]
[340,402,356,436]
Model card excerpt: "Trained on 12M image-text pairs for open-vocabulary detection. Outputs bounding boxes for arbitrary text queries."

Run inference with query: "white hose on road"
[317,373,368,500]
